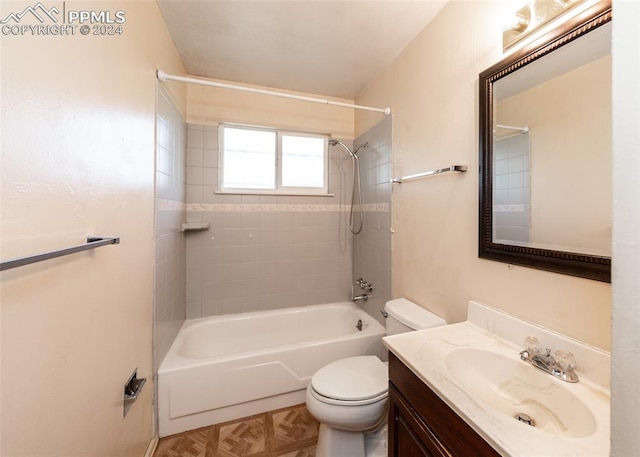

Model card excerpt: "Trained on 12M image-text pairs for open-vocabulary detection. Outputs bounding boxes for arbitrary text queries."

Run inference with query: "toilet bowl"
[306,356,388,457]
[306,298,447,457]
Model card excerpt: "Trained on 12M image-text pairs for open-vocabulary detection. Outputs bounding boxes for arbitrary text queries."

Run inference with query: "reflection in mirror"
[479,1,612,282]
[493,22,611,257]
[492,131,531,246]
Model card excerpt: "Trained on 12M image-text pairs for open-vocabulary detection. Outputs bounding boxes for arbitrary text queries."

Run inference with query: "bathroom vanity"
[388,352,499,456]
[383,300,611,457]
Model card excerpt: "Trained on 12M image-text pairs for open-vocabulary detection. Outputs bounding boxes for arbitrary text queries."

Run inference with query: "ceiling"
[156,1,448,99]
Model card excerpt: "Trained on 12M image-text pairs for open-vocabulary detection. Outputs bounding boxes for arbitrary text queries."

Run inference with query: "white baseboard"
[144,436,159,457]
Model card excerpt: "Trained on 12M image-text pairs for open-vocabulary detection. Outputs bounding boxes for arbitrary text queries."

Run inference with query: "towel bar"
[0,236,120,271]
[391,165,467,184]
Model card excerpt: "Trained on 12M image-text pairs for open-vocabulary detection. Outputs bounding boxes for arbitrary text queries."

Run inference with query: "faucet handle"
[554,349,576,372]
[524,336,541,355]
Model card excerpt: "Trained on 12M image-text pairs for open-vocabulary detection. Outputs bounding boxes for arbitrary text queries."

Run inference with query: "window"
[219,124,329,194]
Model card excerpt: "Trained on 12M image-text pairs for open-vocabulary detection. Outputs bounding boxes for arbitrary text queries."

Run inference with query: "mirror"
[479,1,612,282]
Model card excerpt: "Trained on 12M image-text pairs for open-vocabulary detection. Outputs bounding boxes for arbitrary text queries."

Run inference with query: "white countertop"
[383,300,610,457]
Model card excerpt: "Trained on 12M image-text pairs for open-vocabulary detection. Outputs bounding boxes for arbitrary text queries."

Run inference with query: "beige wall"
[0,1,185,456]
[497,56,612,256]
[356,0,611,350]
[187,80,355,139]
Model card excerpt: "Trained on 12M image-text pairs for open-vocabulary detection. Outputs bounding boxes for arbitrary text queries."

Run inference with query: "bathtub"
[158,302,385,437]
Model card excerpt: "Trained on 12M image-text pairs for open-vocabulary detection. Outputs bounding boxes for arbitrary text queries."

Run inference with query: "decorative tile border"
[362,203,390,212]
[185,203,390,212]
[156,198,185,211]
[156,199,390,213]
[493,204,525,213]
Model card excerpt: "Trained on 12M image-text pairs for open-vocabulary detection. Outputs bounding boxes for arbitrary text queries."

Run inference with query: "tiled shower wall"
[153,87,187,371]
[493,132,531,243]
[353,117,393,325]
[185,124,354,318]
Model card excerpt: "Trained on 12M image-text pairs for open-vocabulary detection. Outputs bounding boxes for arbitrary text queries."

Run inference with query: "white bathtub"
[158,302,385,437]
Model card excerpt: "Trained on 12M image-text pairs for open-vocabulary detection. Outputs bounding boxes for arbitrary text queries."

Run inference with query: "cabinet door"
[389,386,450,457]
[388,354,501,457]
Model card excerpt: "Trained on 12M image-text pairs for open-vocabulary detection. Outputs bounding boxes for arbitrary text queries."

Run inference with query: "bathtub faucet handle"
[355,278,374,292]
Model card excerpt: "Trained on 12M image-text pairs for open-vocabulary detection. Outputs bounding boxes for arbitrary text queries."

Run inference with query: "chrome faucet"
[355,278,374,292]
[352,293,368,303]
[519,336,579,383]
[531,348,556,371]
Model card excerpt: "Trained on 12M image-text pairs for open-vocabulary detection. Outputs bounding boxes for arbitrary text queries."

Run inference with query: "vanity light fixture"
[503,0,591,51]
[504,12,530,33]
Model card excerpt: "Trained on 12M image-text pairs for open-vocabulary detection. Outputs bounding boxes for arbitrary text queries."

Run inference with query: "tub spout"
[353,294,368,303]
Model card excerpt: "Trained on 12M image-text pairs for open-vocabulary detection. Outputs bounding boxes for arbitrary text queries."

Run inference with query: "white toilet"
[306,298,447,457]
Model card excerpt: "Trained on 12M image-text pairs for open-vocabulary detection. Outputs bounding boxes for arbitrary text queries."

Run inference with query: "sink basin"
[446,348,596,438]
[384,301,610,456]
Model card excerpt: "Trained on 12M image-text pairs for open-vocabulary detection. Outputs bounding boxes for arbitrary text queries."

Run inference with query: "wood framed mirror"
[479,0,612,282]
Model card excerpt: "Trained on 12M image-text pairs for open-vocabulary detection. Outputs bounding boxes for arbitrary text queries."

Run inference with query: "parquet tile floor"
[154,404,319,457]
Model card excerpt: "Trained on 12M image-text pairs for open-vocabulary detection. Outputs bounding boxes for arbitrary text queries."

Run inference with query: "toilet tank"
[384,298,447,336]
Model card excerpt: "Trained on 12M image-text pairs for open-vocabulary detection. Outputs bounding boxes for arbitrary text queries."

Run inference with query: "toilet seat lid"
[311,356,388,402]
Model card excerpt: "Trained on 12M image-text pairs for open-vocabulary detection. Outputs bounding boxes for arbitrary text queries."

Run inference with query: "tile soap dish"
[181,222,210,232]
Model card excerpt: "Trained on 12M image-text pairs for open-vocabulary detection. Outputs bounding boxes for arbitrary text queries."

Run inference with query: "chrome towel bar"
[391,165,467,184]
[0,236,120,271]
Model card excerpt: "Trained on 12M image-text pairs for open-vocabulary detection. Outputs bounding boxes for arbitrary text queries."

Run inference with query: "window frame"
[218,123,331,196]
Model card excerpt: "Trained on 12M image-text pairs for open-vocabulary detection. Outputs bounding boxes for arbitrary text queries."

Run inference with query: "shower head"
[328,138,368,235]
[328,140,369,158]
[328,139,355,158]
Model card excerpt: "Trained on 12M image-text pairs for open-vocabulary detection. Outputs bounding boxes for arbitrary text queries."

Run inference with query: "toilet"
[306,298,447,457]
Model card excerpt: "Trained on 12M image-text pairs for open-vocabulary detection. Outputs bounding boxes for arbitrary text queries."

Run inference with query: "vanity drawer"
[388,353,501,457]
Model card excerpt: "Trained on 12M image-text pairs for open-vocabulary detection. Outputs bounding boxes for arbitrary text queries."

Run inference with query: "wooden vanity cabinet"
[388,353,501,457]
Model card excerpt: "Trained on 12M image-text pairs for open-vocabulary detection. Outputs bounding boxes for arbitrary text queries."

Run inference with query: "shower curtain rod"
[157,70,391,116]
[496,124,529,133]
